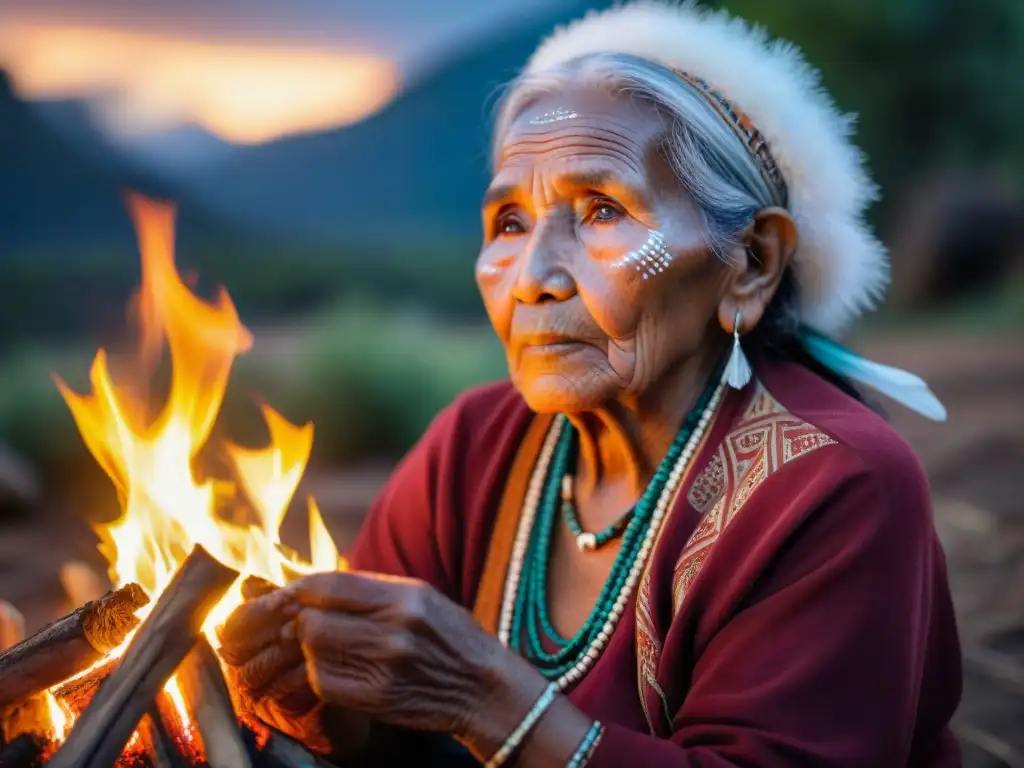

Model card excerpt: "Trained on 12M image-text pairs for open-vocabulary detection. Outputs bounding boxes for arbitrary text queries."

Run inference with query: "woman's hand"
[217,578,365,756]
[283,571,550,758]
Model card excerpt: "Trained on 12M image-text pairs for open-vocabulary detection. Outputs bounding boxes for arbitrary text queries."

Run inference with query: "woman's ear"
[717,207,798,334]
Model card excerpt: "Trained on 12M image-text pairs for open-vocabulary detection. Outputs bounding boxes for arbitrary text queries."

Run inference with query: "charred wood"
[47,546,237,768]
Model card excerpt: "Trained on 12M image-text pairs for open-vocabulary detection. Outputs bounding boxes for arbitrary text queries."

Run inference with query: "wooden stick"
[142,708,184,768]
[261,730,333,768]
[47,545,238,768]
[0,584,148,709]
[240,574,277,600]
[177,638,252,768]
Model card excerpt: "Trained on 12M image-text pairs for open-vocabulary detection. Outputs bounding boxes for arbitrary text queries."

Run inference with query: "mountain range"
[0,1,612,255]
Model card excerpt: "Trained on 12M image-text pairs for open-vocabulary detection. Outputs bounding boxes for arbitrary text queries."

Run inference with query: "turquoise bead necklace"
[506,368,723,683]
[560,466,632,553]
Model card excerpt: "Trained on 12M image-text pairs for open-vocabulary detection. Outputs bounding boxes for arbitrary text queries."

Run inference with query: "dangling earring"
[724,309,752,389]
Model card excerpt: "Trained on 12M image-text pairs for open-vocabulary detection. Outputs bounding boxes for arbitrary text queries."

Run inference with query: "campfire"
[0,197,345,766]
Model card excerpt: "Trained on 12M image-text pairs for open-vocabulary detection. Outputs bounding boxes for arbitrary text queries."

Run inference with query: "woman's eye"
[495,211,526,236]
[589,200,622,223]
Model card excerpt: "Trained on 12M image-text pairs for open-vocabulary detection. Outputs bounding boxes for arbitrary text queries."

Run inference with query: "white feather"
[802,333,947,421]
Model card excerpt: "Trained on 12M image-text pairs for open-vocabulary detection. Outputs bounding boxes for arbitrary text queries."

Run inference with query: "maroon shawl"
[349,357,962,766]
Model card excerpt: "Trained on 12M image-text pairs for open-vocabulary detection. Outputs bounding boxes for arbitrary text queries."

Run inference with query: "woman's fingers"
[293,606,420,709]
[236,638,304,700]
[286,571,420,613]
[241,574,278,600]
[218,589,297,665]
[294,608,363,700]
[265,666,321,717]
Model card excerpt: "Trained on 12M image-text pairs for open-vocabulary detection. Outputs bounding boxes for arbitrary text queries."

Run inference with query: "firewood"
[51,660,117,717]
[240,574,278,600]
[0,584,148,709]
[177,638,252,768]
[141,708,184,768]
[47,545,238,768]
[261,730,334,768]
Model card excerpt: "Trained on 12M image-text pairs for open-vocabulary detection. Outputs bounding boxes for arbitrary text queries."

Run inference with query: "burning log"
[48,545,238,768]
[142,708,184,768]
[0,585,148,710]
[178,638,252,768]
[50,660,117,718]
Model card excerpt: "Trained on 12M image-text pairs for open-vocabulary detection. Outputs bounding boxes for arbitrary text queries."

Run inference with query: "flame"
[49,195,344,744]
[309,499,340,573]
[164,677,192,731]
[0,23,400,143]
[44,692,73,743]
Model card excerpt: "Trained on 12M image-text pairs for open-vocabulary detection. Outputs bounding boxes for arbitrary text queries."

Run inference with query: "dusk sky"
[0,0,568,145]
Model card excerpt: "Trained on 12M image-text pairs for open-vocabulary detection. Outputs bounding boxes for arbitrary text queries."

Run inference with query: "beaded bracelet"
[484,682,560,768]
[567,721,604,767]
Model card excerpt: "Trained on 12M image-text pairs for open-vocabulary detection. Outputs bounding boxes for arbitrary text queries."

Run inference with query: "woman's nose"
[512,229,578,304]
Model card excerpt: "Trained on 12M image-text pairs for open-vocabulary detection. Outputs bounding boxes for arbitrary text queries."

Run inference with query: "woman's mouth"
[519,336,589,360]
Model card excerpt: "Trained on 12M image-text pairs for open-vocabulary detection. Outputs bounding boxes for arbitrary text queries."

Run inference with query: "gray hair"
[489,52,871,405]
[491,52,784,259]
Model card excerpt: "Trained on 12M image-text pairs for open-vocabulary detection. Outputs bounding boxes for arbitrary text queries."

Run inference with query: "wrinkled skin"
[477,88,794,415]
[220,84,797,764]
[219,573,546,760]
[218,578,335,753]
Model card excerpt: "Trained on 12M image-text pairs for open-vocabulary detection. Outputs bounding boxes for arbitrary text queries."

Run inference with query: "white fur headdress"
[524,1,888,336]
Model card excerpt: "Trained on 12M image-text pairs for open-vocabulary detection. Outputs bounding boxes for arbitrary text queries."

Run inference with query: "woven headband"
[675,70,788,206]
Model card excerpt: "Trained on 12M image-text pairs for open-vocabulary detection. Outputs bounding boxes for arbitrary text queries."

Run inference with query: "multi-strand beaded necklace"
[498,367,727,689]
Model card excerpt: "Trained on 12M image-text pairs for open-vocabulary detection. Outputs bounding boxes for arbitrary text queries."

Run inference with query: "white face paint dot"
[478,263,502,278]
[611,229,674,276]
[528,107,578,125]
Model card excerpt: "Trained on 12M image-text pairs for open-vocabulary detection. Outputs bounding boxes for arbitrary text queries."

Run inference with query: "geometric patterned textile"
[634,381,837,734]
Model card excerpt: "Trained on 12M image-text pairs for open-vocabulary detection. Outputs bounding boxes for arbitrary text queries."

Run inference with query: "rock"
[0,442,41,515]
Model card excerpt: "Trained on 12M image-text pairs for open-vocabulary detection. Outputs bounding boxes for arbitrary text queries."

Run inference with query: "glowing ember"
[45,195,345,749]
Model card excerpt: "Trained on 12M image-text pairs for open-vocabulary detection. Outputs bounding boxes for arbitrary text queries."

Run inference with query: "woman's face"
[478,86,730,413]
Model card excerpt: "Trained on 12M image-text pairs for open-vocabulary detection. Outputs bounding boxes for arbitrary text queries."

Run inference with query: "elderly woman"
[220,4,962,766]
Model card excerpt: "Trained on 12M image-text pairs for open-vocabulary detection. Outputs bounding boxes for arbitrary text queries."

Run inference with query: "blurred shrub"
[3,283,1022,481]
[0,238,485,351]
[0,346,93,473]
[287,300,506,465]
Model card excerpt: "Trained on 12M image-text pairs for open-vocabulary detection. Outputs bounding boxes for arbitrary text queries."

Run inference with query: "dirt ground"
[864,335,1024,766]
[1,332,1021,765]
